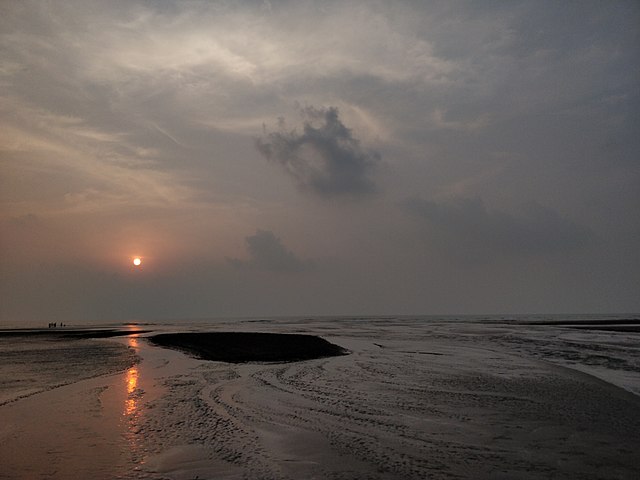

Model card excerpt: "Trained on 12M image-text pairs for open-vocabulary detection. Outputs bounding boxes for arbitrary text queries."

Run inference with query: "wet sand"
[0,363,135,477]
[136,334,640,479]
[1,319,639,479]
[0,334,193,479]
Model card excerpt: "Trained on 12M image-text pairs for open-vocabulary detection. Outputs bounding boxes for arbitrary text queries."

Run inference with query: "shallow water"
[0,334,138,406]
[1,316,639,479]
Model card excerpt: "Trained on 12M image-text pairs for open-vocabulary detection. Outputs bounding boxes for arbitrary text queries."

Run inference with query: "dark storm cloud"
[229,230,309,272]
[255,106,380,197]
[403,197,592,258]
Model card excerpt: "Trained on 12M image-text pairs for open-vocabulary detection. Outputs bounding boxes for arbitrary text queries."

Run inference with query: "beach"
[1,316,639,479]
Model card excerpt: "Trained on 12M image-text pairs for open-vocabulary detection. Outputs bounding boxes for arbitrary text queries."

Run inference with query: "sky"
[1,0,639,324]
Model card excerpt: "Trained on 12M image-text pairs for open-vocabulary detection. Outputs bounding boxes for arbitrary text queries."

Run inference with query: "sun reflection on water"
[123,335,147,470]
[124,337,140,416]
[125,366,139,415]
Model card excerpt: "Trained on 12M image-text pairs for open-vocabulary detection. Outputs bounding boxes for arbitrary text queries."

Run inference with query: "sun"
[133,257,142,266]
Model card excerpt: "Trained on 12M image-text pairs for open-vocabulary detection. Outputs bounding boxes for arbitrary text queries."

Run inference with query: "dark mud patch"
[148,332,349,363]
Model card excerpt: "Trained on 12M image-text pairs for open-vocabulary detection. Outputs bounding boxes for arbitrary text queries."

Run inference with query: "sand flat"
[1,318,639,479]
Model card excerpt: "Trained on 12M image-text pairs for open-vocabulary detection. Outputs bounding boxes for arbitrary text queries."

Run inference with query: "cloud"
[403,196,592,259]
[1,1,639,318]
[229,229,310,272]
[255,106,381,197]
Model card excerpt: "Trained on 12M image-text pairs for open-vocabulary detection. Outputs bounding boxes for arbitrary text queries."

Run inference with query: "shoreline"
[0,328,151,339]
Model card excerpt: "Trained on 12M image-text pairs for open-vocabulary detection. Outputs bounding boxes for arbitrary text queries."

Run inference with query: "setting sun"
[133,257,142,266]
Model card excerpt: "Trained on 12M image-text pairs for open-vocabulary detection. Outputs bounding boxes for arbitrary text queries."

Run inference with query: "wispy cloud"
[0,98,191,215]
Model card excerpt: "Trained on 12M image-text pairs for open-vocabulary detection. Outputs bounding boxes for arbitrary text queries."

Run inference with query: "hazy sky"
[1,0,639,323]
